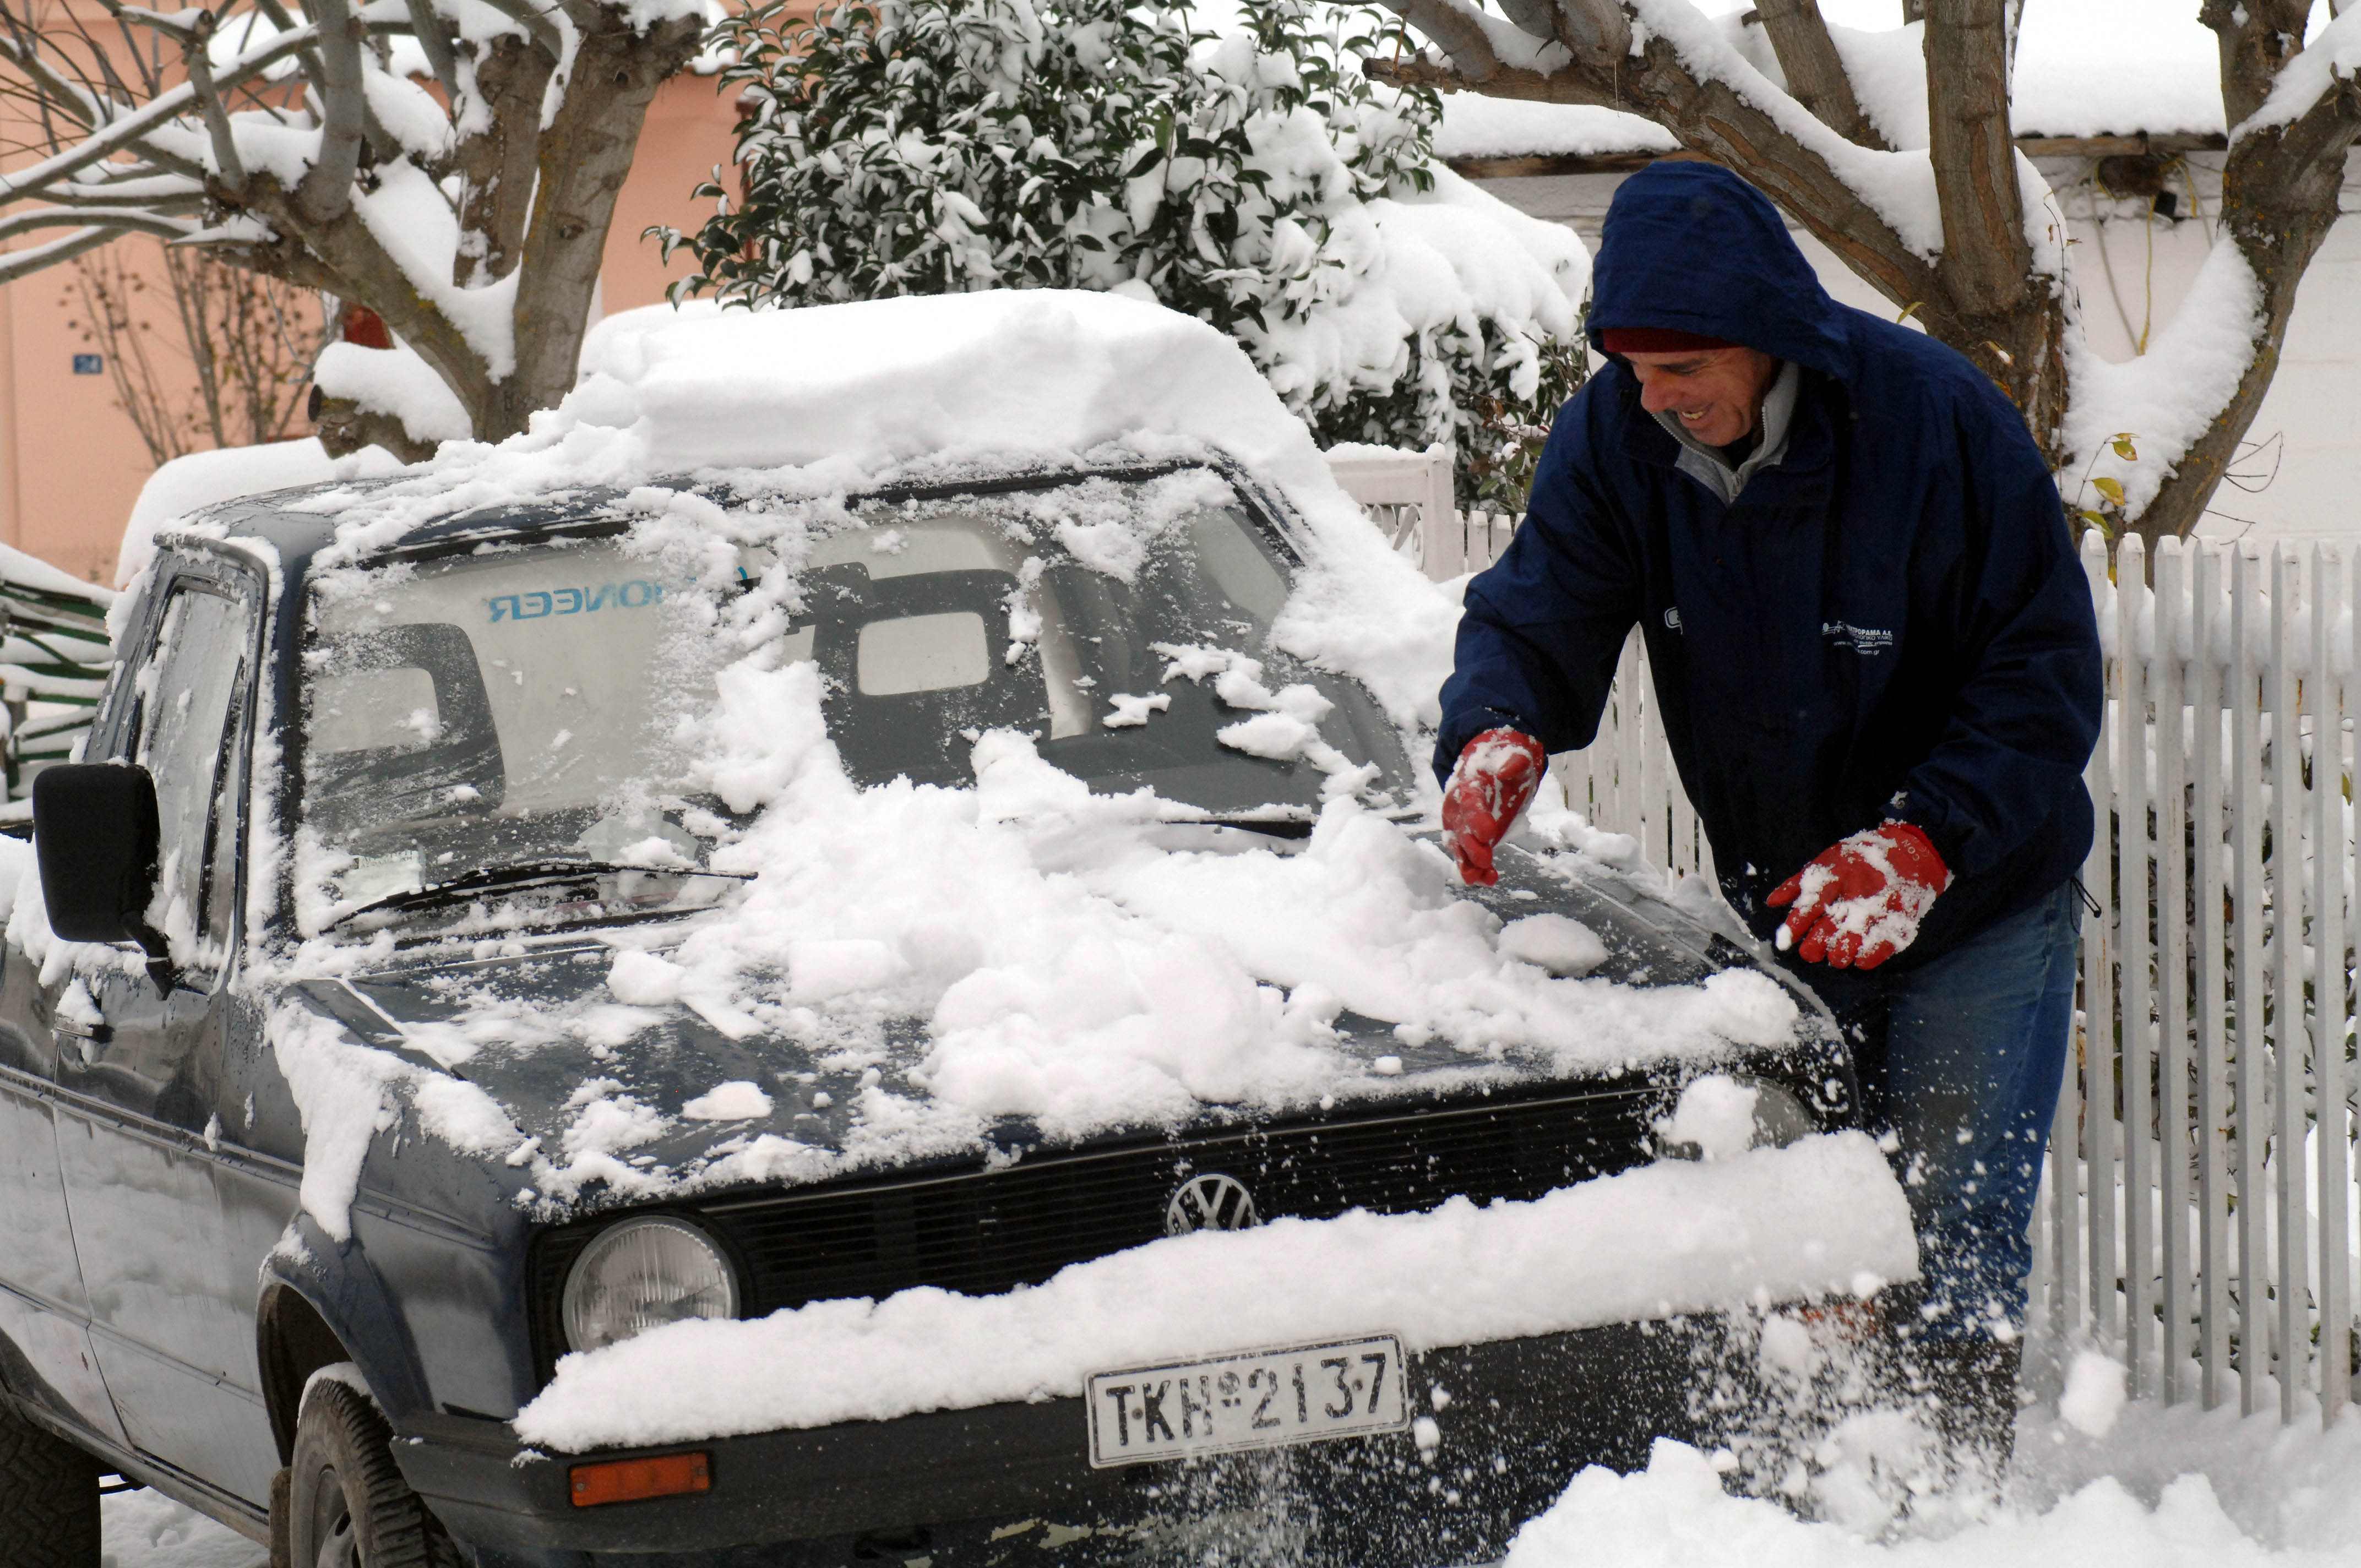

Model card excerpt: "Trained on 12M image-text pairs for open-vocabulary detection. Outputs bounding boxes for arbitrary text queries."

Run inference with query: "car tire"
[0,1396,99,1567]
[285,1372,460,1568]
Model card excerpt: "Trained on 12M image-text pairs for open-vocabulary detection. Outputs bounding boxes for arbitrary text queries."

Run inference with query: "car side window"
[134,581,258,967]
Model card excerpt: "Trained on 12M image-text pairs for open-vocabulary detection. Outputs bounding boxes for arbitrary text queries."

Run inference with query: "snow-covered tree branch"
[1371,0,2361,546]
[0,0,714,458]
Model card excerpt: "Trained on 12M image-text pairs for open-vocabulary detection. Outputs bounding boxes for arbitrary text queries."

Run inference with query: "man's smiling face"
[1624,346,1780,449]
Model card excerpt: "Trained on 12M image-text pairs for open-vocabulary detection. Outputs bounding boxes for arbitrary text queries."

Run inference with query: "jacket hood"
[1587,162,1851,380]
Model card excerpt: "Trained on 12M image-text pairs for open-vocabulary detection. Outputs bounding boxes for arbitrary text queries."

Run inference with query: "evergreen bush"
[661,0,1586,506]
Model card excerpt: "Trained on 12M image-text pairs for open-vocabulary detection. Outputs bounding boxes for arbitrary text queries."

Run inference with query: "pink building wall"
[0,68,744,586]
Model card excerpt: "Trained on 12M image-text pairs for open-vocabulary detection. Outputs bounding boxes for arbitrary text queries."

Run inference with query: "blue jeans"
[1779,880,2081,1341]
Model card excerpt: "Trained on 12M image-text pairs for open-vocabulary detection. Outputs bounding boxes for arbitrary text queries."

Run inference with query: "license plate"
[1085,1332,1412,1467]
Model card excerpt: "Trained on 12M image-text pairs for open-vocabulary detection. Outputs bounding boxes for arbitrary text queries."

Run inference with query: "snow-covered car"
[0,293,1914,1566]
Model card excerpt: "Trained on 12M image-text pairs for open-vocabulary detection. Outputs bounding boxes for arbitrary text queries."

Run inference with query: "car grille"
[528,1084,1661,1380]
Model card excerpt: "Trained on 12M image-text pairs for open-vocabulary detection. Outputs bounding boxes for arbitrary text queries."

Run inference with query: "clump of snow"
[1498,912,1607,977]
[513,1131,1915,1450]
[681,1080,775,1122]
[313,341,472,449]
[1657,1072,1761,1162]
[265,1002,523,1242]
[2059,1348,2130,1439]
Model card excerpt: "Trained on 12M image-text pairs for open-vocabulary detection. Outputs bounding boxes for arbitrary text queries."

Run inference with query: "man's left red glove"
[1441,728,1548,886]
[1766,821,1951,970]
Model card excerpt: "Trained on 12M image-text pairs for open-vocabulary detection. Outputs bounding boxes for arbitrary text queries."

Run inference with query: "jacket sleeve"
[1433,399,1642,785]
[1888,399,2103,878]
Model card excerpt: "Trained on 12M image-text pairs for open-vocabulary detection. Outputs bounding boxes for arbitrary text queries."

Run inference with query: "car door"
[47,552,281,1502]
[0,925,129,1450]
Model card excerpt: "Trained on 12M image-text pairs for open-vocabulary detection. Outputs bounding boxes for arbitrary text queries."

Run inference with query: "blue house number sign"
[72,354,102,375]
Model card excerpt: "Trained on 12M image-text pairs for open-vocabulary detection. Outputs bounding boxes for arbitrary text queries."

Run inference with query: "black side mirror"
[32,764,168,970]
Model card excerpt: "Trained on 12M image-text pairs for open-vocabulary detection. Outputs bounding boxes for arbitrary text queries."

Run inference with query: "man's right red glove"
[1440,728,1548,886]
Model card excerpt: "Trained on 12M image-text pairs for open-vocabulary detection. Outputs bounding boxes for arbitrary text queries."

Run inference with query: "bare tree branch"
[0,223,139,283]
[0,24,315,197]
[0,204,192,241]
[402,0,463,101]
[251,0,330,96]
[1754,0,1886,149]
[296,0,366,224]
[182,12,247,194]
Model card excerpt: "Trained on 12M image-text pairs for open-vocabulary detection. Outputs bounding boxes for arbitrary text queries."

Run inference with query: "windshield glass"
[296,470,1412,936]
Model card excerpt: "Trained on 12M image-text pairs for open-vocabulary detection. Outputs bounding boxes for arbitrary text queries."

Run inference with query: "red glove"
[1440,728,1548,886]
[1766,821,1951,970]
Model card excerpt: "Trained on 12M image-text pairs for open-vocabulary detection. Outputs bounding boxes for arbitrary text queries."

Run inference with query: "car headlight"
[1655,1072,1820,1159]
[562,1216,740,1354]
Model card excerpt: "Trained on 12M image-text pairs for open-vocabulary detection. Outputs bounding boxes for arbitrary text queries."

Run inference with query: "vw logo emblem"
[1165,1173,1258,1236]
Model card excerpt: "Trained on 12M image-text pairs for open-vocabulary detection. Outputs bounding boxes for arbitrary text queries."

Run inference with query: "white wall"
[1477,152,2361,543]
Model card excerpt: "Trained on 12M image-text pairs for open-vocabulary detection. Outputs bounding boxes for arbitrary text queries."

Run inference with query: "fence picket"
[2309,543,2346,1424]
[2083,531,2123,1347]
[2119,535,2156,1395]
[2270,549,2309,1419]
[2232,546,2271,1414]
[2329,553,2359,1427]
[2155,538,2194,1403]
[2196,544,2234,1411]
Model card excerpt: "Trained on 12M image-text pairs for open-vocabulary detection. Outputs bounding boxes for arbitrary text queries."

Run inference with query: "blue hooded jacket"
[1436,162,2102,967]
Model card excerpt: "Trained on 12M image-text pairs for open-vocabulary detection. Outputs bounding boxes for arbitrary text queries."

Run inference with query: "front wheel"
[283,1372,458,1568]
[0,1396,98,1567]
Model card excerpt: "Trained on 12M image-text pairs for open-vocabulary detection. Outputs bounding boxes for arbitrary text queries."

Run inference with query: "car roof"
[149,456,1281,589]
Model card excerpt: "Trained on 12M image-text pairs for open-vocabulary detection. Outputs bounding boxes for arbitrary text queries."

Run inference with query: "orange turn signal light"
[568,1451,712,1507]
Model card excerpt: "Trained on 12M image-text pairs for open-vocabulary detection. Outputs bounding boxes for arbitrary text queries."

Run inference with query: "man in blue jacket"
[1435,162,2102,1472]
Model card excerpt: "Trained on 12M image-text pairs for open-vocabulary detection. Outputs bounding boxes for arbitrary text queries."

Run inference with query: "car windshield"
[296,471,1412,935]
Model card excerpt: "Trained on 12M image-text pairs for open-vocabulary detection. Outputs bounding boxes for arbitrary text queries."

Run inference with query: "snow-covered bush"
[662,0,1586,505]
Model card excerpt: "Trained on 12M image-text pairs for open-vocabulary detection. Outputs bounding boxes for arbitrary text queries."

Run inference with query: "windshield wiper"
[324,859,752,932]
[1160,812,1315,841]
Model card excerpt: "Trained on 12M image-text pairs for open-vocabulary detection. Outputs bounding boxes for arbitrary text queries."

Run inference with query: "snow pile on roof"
[119,438,405,588]
[1427,1,2345,160]
[513,1124,1916,1449]
[305,290,1460,725]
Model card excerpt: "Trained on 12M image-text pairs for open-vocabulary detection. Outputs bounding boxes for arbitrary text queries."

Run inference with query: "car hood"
[287,841,1840,1210]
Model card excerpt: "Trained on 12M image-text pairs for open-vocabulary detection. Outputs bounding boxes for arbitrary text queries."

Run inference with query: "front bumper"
[399,1319,1712,1568]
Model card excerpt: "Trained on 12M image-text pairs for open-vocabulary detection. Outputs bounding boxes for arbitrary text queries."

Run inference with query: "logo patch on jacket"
[1823,620,1893,655]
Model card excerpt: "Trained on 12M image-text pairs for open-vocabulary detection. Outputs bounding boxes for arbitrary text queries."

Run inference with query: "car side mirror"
[32,763,172,975]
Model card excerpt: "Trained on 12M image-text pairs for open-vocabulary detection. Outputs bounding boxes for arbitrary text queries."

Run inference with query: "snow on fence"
[1327,451,2360,1427]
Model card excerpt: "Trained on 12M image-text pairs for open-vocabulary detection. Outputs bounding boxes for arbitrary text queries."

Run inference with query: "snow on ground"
[118,1387,2361,1566]
[1506,1389,2361,1568]
[101,1488,263,1568]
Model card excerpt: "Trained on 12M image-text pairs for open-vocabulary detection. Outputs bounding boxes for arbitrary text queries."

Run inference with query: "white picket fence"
[1326,448,2360,1427]
[2038,532,2356,1428]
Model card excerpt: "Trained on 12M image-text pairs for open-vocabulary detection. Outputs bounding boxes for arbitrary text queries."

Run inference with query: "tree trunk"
[472,6,705,444]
